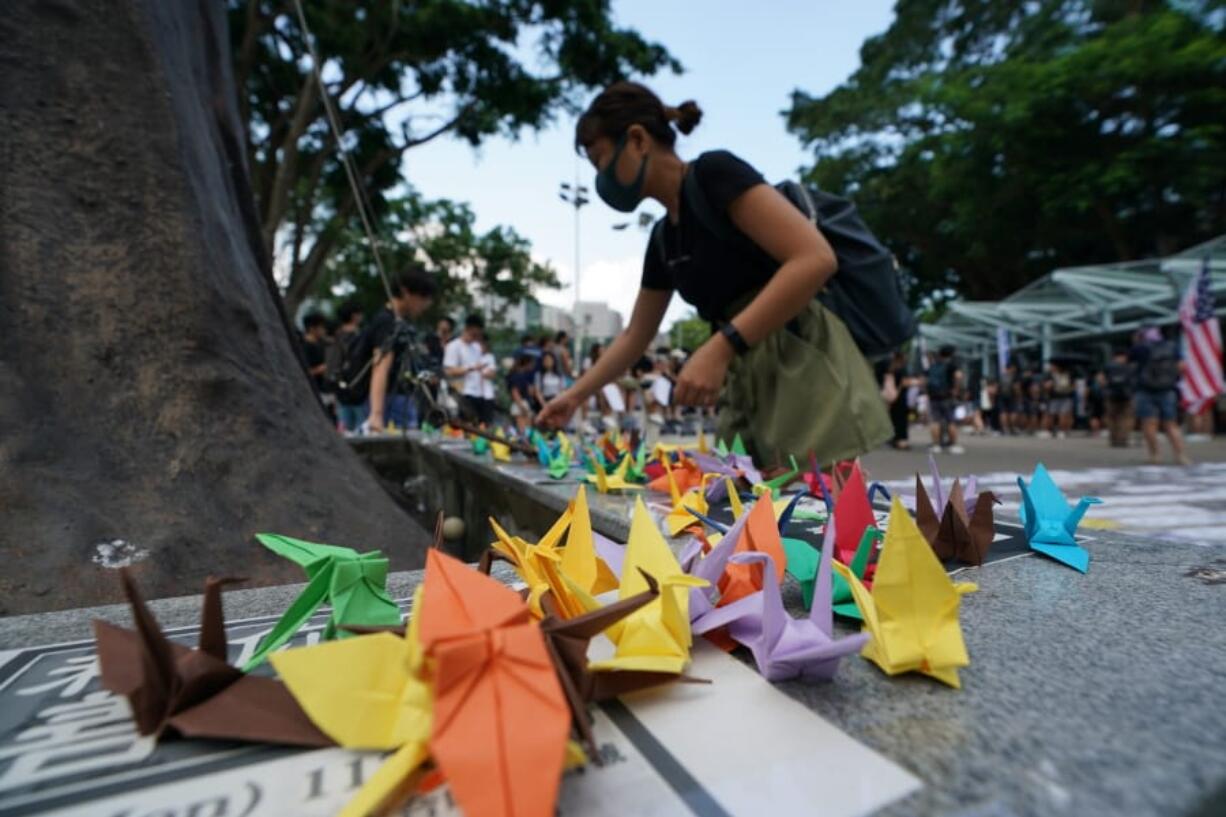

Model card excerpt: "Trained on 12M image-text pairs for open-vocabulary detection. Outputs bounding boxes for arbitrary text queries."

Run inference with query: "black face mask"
[595,133,648,213]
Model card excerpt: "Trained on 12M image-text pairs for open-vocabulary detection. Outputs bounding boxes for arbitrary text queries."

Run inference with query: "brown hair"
[574,81,702,154]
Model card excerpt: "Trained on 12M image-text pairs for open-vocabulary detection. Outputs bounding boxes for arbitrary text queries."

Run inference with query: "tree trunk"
[0,0,432,615]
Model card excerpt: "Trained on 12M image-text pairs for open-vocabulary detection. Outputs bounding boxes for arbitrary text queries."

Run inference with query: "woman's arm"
[672,184,837,406]
[723,184,837,344]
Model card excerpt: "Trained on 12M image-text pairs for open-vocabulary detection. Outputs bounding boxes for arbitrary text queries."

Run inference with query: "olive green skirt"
[716,300,892,467]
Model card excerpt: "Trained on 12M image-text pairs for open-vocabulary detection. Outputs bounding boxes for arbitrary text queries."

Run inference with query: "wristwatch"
[719,322,751,356]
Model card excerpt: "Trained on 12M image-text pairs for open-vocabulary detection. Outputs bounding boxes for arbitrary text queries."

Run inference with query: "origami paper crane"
[1017,463,1102,573]
[472,435,491,456]
[714,493,786,606]
[831,461,877,565]
[782,523,880,619]
[587,498,708,674]
[915,476,1000,566]
[420,549,571,817]
[94,570,331,747]
[584,447,639,493]
[917,453,980,517]
[272,585,432,817]
[834,497,978,688]
[647,452,702,494]
[491,438,512,462]
[664,461,710,537]
[539,573,670,758]
[754,455,802,495]
[485,487,620,620]
[242,534,402,670]
[558,486,620,600]
[691,522,870,682]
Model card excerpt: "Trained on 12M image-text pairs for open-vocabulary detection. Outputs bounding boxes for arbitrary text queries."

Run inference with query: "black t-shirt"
[303,338,326,390]
[365,308,414,393]
[642,150,773,321]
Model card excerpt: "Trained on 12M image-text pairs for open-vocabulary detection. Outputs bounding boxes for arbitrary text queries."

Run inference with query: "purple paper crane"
[689,518,869,682]
[680,509,753,621]
[691,452,762,501]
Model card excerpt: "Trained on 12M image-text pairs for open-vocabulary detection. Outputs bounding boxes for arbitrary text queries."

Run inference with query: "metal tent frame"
[921,234,1226,369]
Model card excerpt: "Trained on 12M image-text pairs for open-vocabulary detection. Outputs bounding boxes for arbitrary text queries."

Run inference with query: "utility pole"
[558,169,589,371]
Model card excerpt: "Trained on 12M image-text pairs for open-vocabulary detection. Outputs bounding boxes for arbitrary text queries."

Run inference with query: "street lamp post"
[559,174,589,370]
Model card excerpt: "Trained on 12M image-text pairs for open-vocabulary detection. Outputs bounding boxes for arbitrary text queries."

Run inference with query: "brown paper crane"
[93,569,331,747]
[915,476,1000,566]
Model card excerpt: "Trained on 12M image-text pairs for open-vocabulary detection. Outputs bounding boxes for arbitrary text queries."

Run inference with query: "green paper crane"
[471,436,490,456]
[242,535,402,671]
[781,526,879,619]
[731,433,749,456]
[758,455,802,495]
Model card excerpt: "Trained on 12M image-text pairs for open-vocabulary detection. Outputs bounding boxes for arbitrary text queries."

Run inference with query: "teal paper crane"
[1017,463,1102,573]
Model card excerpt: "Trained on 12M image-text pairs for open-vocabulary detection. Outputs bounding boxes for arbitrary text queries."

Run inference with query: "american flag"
[1178,257,1224,413]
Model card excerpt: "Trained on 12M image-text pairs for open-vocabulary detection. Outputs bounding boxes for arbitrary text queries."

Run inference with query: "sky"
[401,0,896,331]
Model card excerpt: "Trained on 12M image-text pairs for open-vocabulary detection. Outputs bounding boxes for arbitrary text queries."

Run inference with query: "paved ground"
[862,429,1226,546]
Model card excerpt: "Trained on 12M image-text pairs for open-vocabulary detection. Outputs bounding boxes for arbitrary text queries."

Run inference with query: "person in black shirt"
[534,82,890,464]
[365,269,436,432]
[300,312,328,392]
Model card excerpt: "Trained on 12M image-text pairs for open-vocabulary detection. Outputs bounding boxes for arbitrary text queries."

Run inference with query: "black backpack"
[1138,340,1180,392]
[654,172,916,358]
[926,360,952,399]
[334,326,376,405]
[1104,361,1133,399]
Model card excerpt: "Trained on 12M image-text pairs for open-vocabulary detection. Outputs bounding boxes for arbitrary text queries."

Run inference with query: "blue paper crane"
[1017,463,1102,573]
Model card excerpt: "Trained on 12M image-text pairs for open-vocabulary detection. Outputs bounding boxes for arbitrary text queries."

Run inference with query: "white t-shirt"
[538,371,563,399]
[480,352,497,400]
[443,337,485,397]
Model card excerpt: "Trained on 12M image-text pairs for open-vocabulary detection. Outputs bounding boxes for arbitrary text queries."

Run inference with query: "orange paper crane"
[717,491,787,607]
[418,549,571,817]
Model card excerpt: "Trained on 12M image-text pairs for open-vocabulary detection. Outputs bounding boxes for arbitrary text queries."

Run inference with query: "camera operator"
[366,269,437,432]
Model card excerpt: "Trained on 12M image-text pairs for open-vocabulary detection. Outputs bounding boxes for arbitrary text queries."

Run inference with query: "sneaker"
[648,412,665,426]
[601,415,618,432]
[1176,454,1194,467]
[1034,430,1052,439]
[947,444,965,455]
[1055,431,1067,440]
[928,444,945,454]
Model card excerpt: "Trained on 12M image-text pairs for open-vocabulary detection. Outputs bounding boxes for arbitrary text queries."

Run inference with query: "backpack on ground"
[1138,341,1180,392]
[655,172,916,358]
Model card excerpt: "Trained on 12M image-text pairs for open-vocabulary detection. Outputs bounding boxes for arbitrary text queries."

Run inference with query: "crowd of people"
[292,268,711,438]
[878,326,1219,465]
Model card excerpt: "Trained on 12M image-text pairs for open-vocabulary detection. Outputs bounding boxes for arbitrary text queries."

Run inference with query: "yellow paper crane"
[559,485,620,599]
[665,461,709,537]
[833,496,977,688]
[490,430,512,462]
[488,486,619,619]
[272,587,431,817]
[584,447,638,493]
[587,497,708,674]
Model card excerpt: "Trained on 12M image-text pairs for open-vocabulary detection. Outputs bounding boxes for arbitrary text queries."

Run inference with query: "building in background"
[575,301,623,343]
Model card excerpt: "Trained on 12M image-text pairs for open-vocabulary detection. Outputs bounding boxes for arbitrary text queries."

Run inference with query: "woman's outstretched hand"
[536,391,580,430]
[673,337,733,406]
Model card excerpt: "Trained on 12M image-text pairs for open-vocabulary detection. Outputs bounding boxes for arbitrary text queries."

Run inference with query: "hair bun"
[665,100,703,135]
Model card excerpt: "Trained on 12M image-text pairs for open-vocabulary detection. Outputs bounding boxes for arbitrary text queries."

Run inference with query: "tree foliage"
[230,0,680,311]
[670,312,712,352]
[786,0,1226,302]
[315,187,559,322]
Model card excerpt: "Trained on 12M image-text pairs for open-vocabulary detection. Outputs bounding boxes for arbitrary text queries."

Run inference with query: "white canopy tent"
[921,234,1226,371]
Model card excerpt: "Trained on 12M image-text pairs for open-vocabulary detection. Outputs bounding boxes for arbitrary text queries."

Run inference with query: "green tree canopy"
[316,186,559,323]
[786,0,1226,303]
[231,0,679,311]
